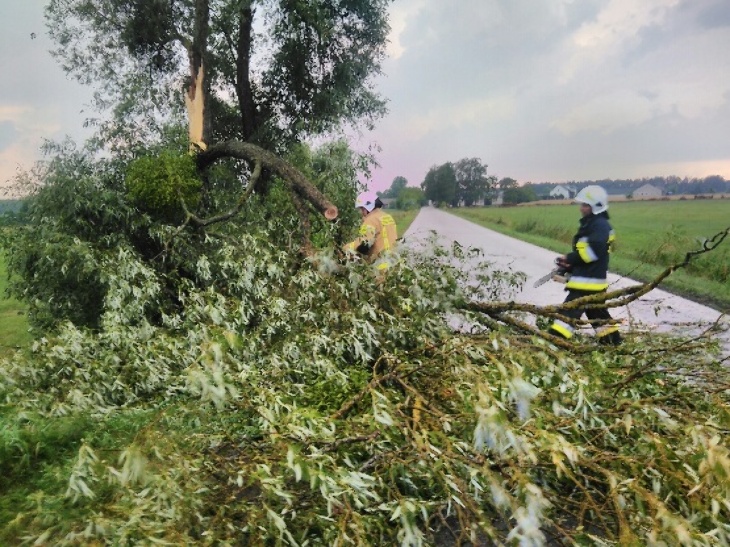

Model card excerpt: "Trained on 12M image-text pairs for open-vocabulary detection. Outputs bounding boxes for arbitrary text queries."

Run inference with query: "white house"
[633,184,663,199]
[549,185,577,199]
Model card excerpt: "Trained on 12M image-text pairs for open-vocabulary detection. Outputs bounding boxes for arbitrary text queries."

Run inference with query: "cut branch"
[197,140,339,221]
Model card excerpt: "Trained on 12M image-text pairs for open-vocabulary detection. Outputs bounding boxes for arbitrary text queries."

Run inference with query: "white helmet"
[355,191,378,213]
[574,185,609,214]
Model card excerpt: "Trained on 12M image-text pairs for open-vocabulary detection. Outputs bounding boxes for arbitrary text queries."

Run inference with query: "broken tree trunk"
[185,61,207,151]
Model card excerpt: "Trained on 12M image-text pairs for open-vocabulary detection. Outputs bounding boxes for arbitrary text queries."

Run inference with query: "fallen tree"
[1,233,728,545]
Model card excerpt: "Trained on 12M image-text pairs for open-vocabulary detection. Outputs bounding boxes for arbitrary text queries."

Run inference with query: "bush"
[125,151,201,223]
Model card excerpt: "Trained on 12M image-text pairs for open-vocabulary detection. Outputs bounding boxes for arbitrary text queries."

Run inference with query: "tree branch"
[182,160,262,227]
[196,140,339,221]
[463,227,729,323]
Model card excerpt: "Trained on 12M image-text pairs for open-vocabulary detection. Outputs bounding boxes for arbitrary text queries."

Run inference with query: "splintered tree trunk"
[186,61,206,150]
[186,0,211,150]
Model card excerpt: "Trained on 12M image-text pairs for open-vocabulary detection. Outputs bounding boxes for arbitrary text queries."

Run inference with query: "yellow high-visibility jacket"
[343,209,398,266]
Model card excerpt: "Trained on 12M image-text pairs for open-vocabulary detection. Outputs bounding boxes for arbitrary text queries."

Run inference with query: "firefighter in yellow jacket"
[343,191,398,271]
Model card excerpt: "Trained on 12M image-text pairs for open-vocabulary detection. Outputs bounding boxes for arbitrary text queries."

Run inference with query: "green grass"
[0,407,164,543]
[0,251,31,356]
[388,208,419,237]
[450,199,730,312]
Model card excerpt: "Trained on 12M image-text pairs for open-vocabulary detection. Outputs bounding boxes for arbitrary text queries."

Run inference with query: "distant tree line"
[378,158,500,208]
[377,176,428,210]
[378,169,729,209]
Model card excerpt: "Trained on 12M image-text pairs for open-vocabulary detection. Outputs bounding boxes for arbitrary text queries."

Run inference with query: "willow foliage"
[1,231,728,545]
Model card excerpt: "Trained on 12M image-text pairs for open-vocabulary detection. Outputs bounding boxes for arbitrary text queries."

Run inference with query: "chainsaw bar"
[533,269,557,288]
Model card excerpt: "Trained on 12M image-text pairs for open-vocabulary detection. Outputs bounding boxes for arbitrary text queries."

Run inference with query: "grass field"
[388,208,419,237]
[449,199,730,312]
[0,252,31,356]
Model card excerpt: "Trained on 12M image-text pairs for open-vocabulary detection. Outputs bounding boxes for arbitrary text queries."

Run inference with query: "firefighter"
[343,191,398,271]
[549,185,622,345]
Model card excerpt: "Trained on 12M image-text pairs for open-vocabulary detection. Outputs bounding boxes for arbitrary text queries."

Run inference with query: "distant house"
[549,185,577,199]
[633,184,663,199]
[493,191,504,206]
[379,198,396,208]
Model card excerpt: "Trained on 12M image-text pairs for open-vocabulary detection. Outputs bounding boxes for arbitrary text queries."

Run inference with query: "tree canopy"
[421,158,495,206]
[379,175,408,199]
[46,0,391,151]
[421,162,457,206]
[4,0,394,332]
[454,157,495,206]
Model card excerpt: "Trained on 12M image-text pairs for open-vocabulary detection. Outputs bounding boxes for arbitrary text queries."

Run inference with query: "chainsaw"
[533,257,571,288]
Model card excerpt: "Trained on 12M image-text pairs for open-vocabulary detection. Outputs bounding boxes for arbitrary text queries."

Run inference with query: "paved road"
[402,207,729,358]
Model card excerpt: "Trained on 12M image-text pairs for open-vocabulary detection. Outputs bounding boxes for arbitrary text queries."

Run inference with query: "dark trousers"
[549,289,622,345]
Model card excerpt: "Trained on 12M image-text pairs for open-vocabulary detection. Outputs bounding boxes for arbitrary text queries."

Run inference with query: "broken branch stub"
[197,141,338,221]
[185,62,207,152]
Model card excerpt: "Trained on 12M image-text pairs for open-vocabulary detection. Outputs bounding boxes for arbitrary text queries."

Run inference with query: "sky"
[2,0,729,197]
[0,1,95,197]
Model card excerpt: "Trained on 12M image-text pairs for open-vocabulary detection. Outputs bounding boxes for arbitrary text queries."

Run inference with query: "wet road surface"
[402,207,729,358]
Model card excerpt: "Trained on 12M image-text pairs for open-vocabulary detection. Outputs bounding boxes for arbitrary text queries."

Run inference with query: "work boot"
[598,330,622,346]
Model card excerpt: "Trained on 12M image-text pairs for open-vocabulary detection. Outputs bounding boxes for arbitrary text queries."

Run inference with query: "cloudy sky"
[363,0,730,192]
[2,0,729,197]
[0,0,95,197]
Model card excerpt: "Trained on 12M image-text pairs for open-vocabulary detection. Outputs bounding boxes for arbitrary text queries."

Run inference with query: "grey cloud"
[693,0,730,29]
[500,91,730,180]
[380,2,583,112]
[624,1,726,66]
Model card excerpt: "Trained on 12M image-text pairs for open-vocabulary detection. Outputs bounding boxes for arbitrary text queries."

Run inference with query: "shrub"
[125,151,201,223]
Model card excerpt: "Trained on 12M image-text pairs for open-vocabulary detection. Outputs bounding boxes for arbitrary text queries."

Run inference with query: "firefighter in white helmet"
[343,191,398,271]
[549,185,622,345]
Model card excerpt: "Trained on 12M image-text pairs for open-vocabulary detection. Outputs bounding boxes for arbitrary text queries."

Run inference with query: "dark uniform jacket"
[564,212,615,291]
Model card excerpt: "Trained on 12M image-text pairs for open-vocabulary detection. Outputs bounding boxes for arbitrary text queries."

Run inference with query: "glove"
[555,256,570,270]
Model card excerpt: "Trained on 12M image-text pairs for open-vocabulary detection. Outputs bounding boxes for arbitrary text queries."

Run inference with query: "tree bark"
[197,141,339,220]
[236,5,257,141]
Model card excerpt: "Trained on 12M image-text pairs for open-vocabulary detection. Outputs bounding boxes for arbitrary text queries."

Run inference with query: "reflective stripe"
[566,276,608,291]
[576,237,598,263]
[359,223,376,241]
[550,320,574,339]
[381,230,390,251]
[380,214,395,251]
[608,230,615,253]
[374,252,396,271]
[596,324,620,337]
